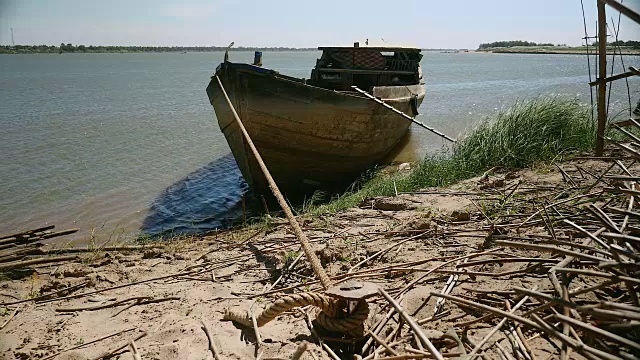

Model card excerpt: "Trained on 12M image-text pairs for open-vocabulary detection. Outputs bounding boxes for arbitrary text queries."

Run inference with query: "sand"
[0,154,634,359]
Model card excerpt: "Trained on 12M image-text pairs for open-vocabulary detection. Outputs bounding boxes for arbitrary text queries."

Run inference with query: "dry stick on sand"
[547,233,597,360]
[366,341,405,359]
[0,304,21,330]
[430,292,620,360]
[556,313,640,351]
[251,308,263,355]
[269,249,303,290]
[493,240,605,262]
[397,248,503,296]
[296,308,340,360]
[41,327,137,360]
[39,268,203,304]
[290,342,308,360]
[1,280,89,306]
[562,221,640,305]
[88,331,147,360]
[248,255,459,299]
[378,288,444,360]
[516,190,604,229]
[110,296,180,318]
[45,244,161,254]
[349,232,429,273]
[434,258,467,315]
[0,255,78,271]
[129,340,142,360]
[55,296,150,313]
[466,285,538,357]
[367,329,399,356]
[503,300,532,360]
[112,299,144,318]
[362,297,403,354]
[201,318,223,360]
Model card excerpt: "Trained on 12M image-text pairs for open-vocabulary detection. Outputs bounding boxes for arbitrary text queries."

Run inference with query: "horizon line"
[2,44,472,49]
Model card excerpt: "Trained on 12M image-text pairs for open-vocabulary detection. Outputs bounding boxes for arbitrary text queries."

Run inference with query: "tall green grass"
[454,97,594,170]
[308,97,594,214]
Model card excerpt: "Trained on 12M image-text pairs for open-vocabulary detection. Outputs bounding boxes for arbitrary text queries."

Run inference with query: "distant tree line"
[478,41,556,49]
[610,40,640,48]
[479,40,640,51]
[0,44,317,54]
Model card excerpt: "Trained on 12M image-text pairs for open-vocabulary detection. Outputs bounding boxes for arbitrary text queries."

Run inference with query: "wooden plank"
[596,0,608,156]
[589,70,638,86]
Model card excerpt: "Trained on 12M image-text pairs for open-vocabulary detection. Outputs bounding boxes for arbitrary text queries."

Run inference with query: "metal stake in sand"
[214,75,333,290]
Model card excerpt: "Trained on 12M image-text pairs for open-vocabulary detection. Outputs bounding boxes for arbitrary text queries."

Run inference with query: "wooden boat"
[206,44,425,194]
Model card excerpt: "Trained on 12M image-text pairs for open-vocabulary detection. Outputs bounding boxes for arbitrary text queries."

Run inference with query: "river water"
[1,51,638,241]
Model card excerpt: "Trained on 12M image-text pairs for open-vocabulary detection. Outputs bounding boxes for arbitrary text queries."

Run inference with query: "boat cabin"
[309,44,423,91]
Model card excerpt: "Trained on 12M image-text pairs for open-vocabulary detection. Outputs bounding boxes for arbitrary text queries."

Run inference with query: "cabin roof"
[318,46,421,52]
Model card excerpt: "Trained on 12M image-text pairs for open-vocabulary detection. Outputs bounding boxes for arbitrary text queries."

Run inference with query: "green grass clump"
[308,97,594,215]
[453,97,594,171]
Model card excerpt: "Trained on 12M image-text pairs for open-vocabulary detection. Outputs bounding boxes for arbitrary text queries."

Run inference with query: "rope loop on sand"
[223,292,369,336]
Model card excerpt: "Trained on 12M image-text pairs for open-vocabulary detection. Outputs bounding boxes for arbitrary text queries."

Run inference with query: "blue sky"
[1,0,638,48]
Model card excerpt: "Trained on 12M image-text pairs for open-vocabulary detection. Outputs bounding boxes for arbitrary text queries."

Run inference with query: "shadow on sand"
[141,153,249,236]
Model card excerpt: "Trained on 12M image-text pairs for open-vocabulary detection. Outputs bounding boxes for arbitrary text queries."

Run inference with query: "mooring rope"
[351,85,456,143]
[223,292,369,335]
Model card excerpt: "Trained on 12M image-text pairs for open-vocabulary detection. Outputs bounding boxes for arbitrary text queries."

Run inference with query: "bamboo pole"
[596,0,607,156]
[602,0,640,25]
[214,75,332,290]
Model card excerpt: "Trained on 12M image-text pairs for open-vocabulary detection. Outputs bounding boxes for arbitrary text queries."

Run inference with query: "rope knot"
[223,292,369,336]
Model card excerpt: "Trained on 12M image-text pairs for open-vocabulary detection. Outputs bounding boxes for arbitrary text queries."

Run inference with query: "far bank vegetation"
[477,39,640,53]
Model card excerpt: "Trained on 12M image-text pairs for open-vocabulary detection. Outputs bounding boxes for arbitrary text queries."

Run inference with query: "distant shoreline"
[3,46,639,56]
[0,46,319,54]
[477,47,640,56]
[0,47,471,54]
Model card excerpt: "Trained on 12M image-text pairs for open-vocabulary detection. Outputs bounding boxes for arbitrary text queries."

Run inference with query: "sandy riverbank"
[1,146,639,359]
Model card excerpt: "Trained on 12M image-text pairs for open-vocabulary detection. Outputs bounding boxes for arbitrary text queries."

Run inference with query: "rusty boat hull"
[206,62,425,194]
